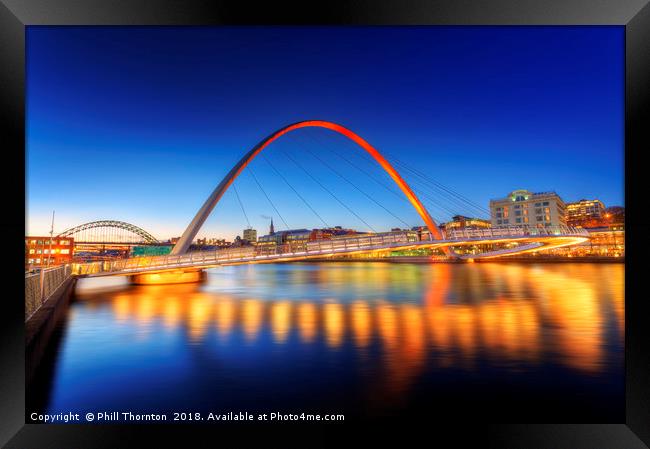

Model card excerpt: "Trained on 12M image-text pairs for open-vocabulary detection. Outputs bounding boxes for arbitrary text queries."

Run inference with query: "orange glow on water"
[297,302,318,343]
[351,301,372,348]
[112,294,130,321]
[80,262,623,396]
[376,302,399,350]
[323,302,345,348]
[271,301,292,343]
[187,295,211,342]
[162,296,181,329]
[241,299,263,342]
[215,298,235,340]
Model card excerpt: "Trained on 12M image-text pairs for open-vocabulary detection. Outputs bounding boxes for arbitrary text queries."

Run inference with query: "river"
[28,262,624,422]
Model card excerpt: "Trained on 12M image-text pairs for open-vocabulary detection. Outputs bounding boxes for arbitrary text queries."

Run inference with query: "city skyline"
[27,26,624,240]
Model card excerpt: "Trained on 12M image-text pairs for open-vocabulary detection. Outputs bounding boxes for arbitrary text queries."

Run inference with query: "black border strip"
[1,1,648,447]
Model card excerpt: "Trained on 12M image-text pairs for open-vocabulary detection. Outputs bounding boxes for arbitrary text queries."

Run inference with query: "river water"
[29,262,624,422]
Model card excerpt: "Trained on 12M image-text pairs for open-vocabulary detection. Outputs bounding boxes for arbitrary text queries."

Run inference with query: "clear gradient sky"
[26,26,624,241]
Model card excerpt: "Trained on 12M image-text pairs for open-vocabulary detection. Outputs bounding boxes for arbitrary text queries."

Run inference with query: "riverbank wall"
[25,277,77,386]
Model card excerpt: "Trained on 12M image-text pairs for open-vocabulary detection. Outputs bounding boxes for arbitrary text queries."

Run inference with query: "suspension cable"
[281,149,377,233]
[262,154,330,228]
[326,143,408,203]
[247,167,290,230]
[410,183,464,217]
[389,157,490,216]
[232,183,251,228]
[404,175,462,214]
[331,134,489,217]
[393,163,487,217]
[301,145,412,229]
[302,130,447,225]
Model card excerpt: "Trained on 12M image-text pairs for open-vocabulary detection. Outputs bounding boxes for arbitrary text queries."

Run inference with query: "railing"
[71,226,589,277]
[71,231,421,276]
[459,242,545,259]
[446,225,589,240]
[25,264,72,321]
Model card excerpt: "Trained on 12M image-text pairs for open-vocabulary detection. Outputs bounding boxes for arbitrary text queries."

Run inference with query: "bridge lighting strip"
[77,234,590,276]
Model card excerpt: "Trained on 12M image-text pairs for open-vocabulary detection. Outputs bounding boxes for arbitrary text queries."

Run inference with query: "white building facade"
[489,189,566,228]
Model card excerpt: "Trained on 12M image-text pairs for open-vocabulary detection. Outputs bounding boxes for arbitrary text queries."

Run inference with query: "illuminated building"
[490,189,566,228]
[25,236,74,267]
[441,215,492,232]
[582,225,625,257]
[566,199,605,227]
[208,238,230,247]
[194,238,231,249]
[258,229,312,252]
[411,225,444,241]
[257,232,282,252]
[538,223,624,258]
[243,228,257,243]
[257,226,366,253]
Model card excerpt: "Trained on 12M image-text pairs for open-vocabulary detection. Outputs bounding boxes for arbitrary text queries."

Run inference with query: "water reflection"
[51,262,623,418]
[74,263,624,372]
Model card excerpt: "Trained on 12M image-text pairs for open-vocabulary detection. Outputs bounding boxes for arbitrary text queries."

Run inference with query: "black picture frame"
[1,1,648,447]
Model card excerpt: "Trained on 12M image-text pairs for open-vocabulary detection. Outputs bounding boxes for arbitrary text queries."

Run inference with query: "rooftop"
[490,189,561,203]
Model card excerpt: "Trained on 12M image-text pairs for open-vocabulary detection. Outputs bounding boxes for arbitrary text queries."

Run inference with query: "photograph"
[22,25,628,427]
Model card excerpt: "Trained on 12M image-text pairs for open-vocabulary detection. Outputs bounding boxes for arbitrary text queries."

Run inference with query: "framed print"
[2,0,649,447]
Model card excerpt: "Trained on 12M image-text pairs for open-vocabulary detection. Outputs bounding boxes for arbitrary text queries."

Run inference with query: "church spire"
[269,217,275,235]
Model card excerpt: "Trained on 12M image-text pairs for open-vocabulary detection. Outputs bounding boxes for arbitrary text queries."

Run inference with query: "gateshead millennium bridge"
[61,120,589,283]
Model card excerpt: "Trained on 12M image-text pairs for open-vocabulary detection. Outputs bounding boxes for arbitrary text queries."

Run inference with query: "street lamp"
[46,210,55,268]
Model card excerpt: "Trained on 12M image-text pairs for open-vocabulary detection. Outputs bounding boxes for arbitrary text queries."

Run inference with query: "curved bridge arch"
[58,220,159,243]
[172,120,452,256]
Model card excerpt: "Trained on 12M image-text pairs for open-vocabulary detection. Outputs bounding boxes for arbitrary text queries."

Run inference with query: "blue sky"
[26,26,624,240]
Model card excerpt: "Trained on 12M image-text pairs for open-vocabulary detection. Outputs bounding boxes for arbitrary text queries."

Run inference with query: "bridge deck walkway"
[70,226,589,278]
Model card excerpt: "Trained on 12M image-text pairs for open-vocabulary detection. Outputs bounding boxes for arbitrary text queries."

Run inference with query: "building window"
[543,201,549,206]
[60,249,70,254]
[28,258,34,264]
[497,219,502,225]
[496,212,502,218]
[515,210,521,216]
[36,249,42,254]
[516,218,522,223]
[503,219,509,224]
[29,249,35,254]
[535,208,542,214]
[60,240,70,245]
[524,217,529,223]
[536,216,543,221]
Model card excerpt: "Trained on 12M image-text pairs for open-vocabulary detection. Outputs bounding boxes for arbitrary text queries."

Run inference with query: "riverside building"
[490,189,566,228]
[566,199,606,227]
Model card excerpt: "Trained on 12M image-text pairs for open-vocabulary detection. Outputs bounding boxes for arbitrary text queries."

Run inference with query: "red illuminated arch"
[171,120,452,256]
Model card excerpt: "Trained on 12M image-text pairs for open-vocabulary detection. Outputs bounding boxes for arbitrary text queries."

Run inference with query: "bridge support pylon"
[129,269,207,285]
